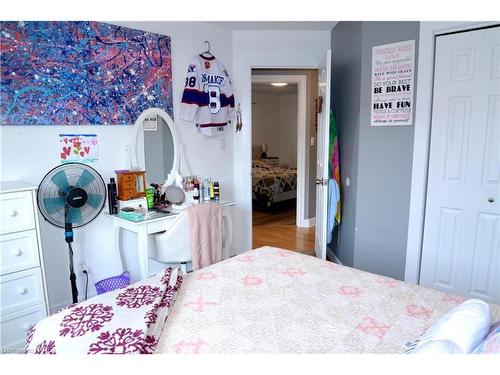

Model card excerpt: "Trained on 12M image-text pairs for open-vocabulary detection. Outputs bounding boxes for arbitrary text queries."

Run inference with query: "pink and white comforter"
[156,246,500,353]
[26,268,183,354]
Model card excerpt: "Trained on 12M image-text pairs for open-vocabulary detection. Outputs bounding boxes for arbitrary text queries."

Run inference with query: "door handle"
[488,197,495,203]
[315,178,328,186]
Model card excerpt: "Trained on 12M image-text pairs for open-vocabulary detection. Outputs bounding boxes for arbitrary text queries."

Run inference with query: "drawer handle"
[17,287,28,295]
[7,209,18,217]
[12,248,23,257]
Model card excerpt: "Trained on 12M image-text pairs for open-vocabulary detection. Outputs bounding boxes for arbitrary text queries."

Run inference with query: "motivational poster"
[371,40,415,126]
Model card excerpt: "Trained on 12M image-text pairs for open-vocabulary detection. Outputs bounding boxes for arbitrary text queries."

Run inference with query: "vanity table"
[111,108,234,280]
[105,201,234,280]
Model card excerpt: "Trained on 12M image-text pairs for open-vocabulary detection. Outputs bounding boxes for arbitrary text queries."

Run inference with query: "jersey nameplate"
[201,73,225,86]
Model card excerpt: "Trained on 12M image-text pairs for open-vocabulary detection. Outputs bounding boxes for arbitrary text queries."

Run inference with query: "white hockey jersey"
[180,54,235,137]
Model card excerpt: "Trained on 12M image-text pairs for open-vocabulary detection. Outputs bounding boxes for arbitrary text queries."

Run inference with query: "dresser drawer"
[0,230,40,276]
[0,268,45,316]
[0,191,36,235]
[0,304,47,351]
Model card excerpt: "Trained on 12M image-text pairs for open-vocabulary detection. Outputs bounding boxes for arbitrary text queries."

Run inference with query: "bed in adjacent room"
[252,160,297,207]
[26,246,500,354]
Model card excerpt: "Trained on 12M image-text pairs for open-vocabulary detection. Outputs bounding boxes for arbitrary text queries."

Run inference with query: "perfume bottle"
[213,181,220,202]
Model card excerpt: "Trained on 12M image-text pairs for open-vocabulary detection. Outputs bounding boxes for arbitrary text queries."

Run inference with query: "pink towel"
[187,203,223,271]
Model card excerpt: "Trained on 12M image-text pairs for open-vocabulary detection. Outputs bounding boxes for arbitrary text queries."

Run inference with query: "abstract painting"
[1,21,173,125]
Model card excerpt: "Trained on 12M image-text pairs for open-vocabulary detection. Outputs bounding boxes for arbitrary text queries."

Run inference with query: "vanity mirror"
[129,108,182,187]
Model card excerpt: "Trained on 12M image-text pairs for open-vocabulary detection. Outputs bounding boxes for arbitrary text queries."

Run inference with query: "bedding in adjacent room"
[252,160,297,206]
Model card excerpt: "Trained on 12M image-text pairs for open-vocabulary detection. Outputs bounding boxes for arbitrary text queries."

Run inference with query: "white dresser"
[0,181,49,351]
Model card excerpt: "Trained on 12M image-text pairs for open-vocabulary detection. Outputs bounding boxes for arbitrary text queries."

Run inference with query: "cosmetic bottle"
[203,178,211,202]
[193,187,200,204]
[209,181,215,200]
[107,177,118,214]
[198,181,204,202]
[213,182,220,202]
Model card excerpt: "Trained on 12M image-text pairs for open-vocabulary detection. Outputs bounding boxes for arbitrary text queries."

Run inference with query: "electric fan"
[37,163,106,303]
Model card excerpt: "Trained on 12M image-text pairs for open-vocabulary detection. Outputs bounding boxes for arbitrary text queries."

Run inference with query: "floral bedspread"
[26,268,183,354]
[252,160,297,203]
[156,247,500,353]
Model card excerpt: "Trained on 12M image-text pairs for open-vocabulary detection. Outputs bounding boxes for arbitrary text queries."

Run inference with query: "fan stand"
[38,163,107,305]
[65,220,79,304]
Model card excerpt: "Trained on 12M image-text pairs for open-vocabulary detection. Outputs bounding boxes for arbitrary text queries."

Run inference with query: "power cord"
[82,270,89,301]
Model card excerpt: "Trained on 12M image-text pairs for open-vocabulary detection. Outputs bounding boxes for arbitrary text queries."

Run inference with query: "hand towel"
[187,203,223,271]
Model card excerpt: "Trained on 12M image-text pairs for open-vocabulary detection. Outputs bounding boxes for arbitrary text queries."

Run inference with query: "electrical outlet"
[78,262,88,274]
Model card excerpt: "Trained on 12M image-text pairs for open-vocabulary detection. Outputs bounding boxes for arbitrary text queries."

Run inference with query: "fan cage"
[37,163,106,228]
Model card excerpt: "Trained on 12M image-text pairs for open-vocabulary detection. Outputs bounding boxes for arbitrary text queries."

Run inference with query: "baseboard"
[50,300,73,314]
[326,247,343,265]
[302,217,316,228]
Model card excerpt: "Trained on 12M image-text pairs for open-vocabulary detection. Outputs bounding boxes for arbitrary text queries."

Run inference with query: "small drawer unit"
[0,181,49,351]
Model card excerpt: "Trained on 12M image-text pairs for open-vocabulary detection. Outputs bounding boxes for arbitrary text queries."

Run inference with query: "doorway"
[250,69,318,255]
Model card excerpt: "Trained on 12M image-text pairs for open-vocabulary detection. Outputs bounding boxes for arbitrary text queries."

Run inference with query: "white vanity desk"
[110,107,234,280]
[104,201,234,280]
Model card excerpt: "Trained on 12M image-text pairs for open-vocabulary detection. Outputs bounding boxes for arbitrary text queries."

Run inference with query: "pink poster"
[59,134,99,163]
[371,40,415,126]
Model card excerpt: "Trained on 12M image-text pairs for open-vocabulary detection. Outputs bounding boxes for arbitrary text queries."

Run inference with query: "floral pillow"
[473,321,500,354]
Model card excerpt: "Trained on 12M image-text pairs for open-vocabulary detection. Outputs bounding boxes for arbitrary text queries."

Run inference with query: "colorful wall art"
[1,21,173,125]
[59,134,99,163]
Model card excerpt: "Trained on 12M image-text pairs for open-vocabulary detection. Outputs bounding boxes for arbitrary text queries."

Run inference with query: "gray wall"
[331,22,363,267]
[331,22,420,280]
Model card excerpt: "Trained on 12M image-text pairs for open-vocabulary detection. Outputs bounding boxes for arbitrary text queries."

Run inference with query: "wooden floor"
[252,201,315,256]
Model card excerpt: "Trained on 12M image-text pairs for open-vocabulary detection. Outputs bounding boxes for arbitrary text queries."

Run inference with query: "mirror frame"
[129,108,181,179]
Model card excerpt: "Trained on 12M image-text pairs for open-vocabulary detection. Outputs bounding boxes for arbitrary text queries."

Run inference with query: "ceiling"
[205,21,337,31]
[252,82,298,95]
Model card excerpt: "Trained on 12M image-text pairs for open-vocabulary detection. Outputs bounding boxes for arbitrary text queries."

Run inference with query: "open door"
[314,50,332,260]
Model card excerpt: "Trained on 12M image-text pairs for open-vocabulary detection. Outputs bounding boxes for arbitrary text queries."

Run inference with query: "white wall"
[0,21,234,311]
[251,91,281,157]
[232,31,331,253]
[279,94,298,167]
[252,90,297,167]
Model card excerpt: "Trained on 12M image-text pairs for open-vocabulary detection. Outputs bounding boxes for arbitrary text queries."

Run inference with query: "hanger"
[200,40,214,58]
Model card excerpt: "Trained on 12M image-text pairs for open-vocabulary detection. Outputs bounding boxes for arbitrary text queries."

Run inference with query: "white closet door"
[420,26,500,303]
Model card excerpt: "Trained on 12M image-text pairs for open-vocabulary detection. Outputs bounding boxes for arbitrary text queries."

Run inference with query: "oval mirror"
[129,108,180,186]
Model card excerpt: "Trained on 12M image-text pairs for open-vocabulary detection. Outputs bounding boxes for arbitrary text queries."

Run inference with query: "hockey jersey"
[180,54,235,137]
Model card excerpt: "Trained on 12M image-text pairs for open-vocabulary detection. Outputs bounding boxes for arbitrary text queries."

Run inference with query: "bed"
[156,247,500,353]
[252,160,297,207]
[26,246,500,354]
